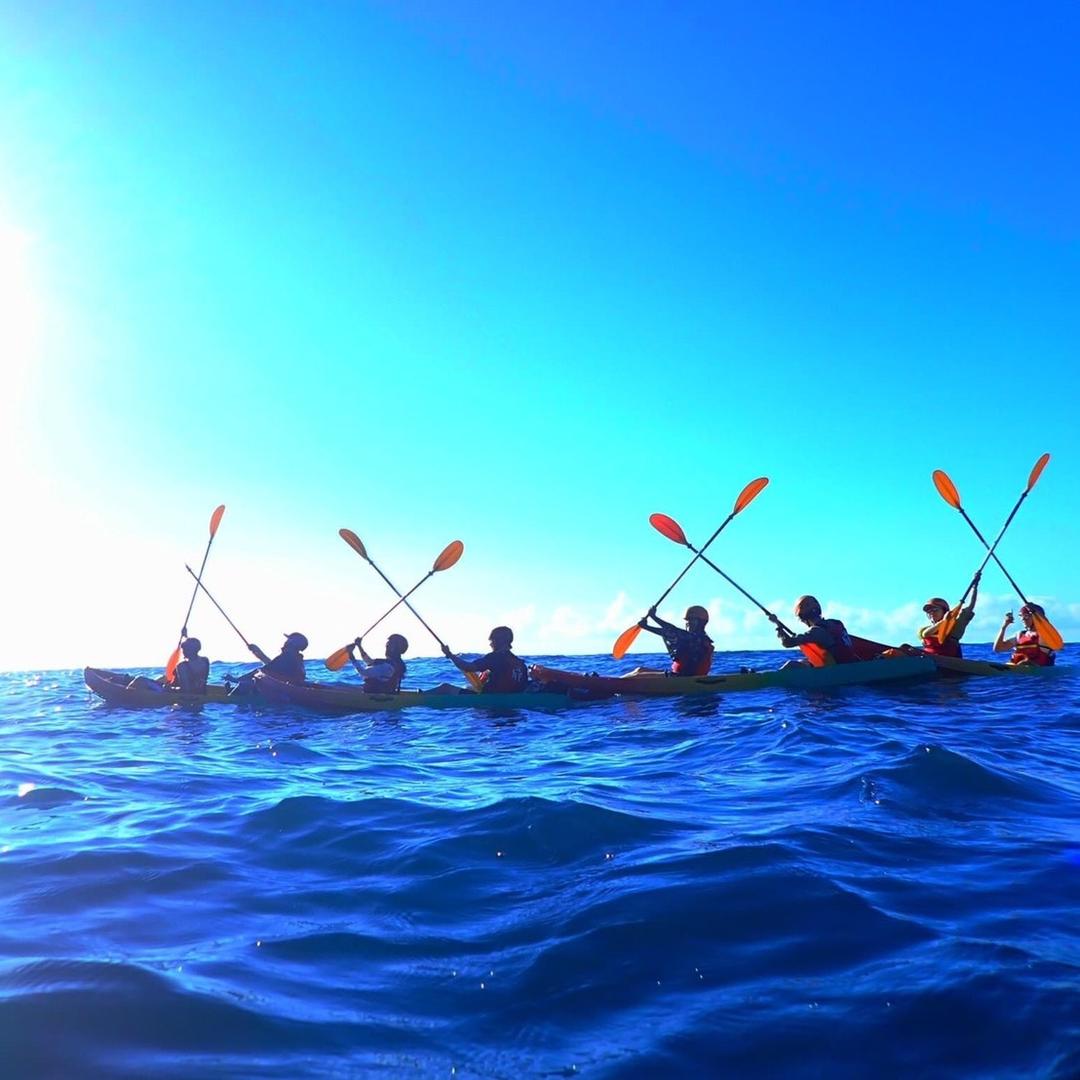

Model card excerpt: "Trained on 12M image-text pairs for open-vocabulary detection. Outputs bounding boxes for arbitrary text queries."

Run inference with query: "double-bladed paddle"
[325,540,464,671]
[932,453,1062,650]
[612,477,769,659]
[648,513,797,636]
[165,505,225,683]
[339,530,483,690]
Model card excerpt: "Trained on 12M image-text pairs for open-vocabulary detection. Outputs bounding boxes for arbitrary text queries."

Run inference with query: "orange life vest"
[799,618,860,667]
[1010,629,1055,667]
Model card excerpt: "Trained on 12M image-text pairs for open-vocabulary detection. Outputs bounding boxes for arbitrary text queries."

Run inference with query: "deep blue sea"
[2,647,1078,1078]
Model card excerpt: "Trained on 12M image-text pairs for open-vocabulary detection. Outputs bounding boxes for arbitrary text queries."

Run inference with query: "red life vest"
[1010,629,1056,667]
[672,640,714,677]
[920,633,962,658]
[799,618,860,667]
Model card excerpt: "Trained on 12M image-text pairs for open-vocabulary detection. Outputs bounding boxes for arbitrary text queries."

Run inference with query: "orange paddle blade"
[649,513,688,545]
[325,645,352,671]
[209,504,226,537]
[937,603,963,644]
[164,646,181,684]
[1027,453,1050,491]
[613,624,641,659]
[932,469,962,509]
[734,476,769,514]
[1032,612,1064,652]
[339,528,367,559]
[434,540,464,572]
[464,670,485,692]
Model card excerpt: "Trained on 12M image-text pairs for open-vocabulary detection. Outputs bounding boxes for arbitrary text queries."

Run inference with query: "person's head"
[794,595,822,623]
[283,632,309,653]
[489,626,514,650]
[181,637,202,658]
[923,598,949,621]
[1019,603,1044,625]
[386,633,408,658]
[684,605,709,630]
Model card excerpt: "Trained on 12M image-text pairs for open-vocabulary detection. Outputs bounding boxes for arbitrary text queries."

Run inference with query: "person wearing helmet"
[917,573,979,657]
[636,604,714,676]
[770,596,860,666]
[442,626,529,693]
[349,633,408,693]
[993,603,1056,666]
[127,635,210,694]
[172,637,210,693]
[248,632,309,685]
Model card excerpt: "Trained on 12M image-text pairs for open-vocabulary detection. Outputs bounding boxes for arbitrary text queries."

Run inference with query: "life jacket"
[919,632,962,659]
[364,657,406,694]
[672,638,714,676]
[482,653,529,693]
[799,618,860,667]
[1010,629,1056,667]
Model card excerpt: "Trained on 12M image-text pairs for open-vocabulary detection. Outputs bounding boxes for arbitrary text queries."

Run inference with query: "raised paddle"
[184,564,252,649]
[933,453,1062,649]
[612,477,769,659]
[648,513,797,636]
[340,530,483,690]
[325,540,464,671]
[165,505,226,683]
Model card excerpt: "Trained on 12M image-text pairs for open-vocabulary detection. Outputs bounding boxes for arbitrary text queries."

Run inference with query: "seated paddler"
[993,604,1056,666]
[247,632,309,684]
[128,636,210,693]
[349,633,408,693]
[636,604,714,676]
[442,626,529,693]
[917,574,979,657]
[771,595,860,667]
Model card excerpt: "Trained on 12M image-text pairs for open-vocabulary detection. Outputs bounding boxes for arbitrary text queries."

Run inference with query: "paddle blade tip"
[649,513,687,545]
[932,470,962,508]
[733,477,769,514]
[339,528,367,558]
[434,540,465,571]
[612,624,641,659]
[209,505,226,536]
[1028,452,1051,490]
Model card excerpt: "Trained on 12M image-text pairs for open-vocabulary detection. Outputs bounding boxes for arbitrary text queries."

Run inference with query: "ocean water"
[1,648,1077,1079]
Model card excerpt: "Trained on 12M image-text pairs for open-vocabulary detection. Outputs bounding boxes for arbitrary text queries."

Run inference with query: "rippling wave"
[1,649,1078,1077]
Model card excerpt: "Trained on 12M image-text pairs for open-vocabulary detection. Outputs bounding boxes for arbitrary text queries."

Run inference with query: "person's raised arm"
[993,611,1016,653]
[248,643,272,665]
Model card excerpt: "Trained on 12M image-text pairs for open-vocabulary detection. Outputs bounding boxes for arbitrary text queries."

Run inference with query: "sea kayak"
[530,654,937,697]
[929,655,1054,677]
[84,667,235,707]
[253,672,575,713]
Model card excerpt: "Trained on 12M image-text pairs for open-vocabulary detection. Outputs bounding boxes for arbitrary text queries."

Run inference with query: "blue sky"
[2,2,1077,671]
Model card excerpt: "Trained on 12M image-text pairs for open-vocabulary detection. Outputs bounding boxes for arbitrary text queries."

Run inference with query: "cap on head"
[794,595,822,618]
[923,598,949,614]
[284,632,309,651]
[489,626,514,646]
[684,605,709,624]
[387,633,408,655]
[181,637,202,656]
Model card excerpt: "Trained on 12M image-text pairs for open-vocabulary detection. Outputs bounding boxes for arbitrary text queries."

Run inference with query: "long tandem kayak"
[530,654,938,697]
[84,667,236,707]
[253,672,576,713]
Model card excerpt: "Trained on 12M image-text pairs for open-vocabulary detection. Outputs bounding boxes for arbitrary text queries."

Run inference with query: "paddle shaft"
[359,556,451,651]
[358,571,434,641]
[684,542,797,636]
[957,499,1031,605]
[176,532,217,644]
[650,507,741,612]
[184,565,251,648]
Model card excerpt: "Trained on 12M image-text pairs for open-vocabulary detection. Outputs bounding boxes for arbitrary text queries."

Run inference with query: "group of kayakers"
[138,582,1057,700]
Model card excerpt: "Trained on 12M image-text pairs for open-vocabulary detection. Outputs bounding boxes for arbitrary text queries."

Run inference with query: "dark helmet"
[684,605,709,624]
[387,633,408,655]
[794,595,822,618]
[923,597,949,614]
[489,626,514,645]
[284,632,309,651]
[181,638,202,657]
